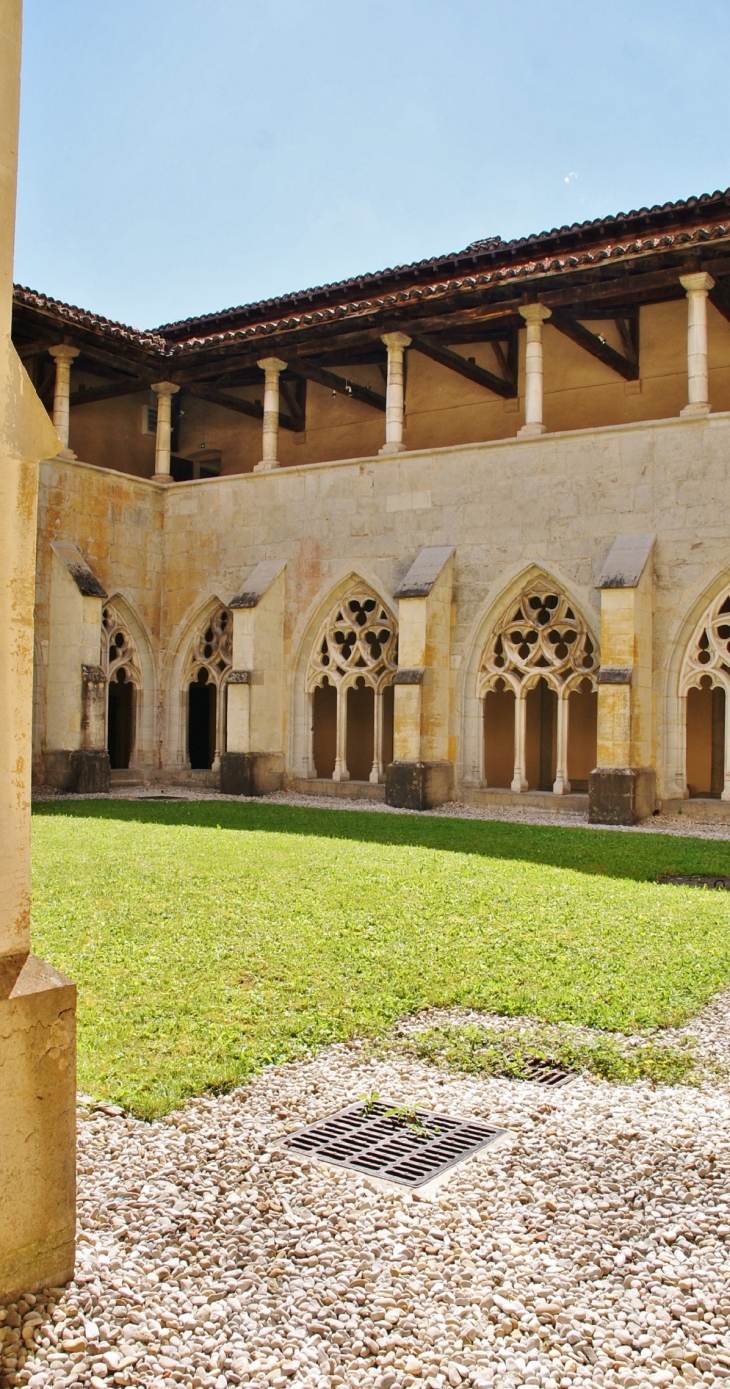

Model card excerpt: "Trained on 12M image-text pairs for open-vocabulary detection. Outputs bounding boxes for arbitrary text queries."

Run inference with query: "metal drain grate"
[284,1101,506,1188]
[657,873,730,890]
[523,1058,575,1087]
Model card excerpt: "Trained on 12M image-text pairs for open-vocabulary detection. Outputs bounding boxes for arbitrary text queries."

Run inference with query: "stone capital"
[680,272,715,295]
[381,332,412,352]
[519,303,552,325]
[151,380,180,399]
[257,357,287,374]
[48,343,80,365]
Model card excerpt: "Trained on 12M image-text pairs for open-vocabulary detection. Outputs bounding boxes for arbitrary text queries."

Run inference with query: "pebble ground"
[8,792,730,1389]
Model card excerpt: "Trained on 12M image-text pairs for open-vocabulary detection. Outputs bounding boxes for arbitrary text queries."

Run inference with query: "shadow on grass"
[32,796,730,884]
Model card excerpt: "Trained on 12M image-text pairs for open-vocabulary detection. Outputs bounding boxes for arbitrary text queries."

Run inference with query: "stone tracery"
[307,589,397,782]
[478,582,599,794]
[185,605,233,769]
[103,603,141,688]
[681,588,730,799]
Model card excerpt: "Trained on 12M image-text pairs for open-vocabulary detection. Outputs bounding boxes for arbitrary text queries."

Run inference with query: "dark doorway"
[382,684,395,769]
[108,669,134,769]
[484,679,515,787]
[313,681,337,778]
[687,679,725,796]
[347,679,375,781]
[188,671,216,769]
[525,677,557,791]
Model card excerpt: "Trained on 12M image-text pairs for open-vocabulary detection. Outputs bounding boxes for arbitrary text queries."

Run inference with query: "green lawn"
[31,799,730,1119]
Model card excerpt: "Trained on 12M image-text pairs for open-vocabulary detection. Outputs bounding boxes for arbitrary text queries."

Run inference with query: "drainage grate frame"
[657,873,730,891]
[523,1057,575,1088]
[283,1101,506,1189]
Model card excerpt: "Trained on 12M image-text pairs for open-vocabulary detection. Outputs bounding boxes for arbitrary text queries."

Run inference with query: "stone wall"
[33,409,730,805]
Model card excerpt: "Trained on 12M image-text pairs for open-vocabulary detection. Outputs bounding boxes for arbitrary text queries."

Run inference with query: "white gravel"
[4,1007,730,1389]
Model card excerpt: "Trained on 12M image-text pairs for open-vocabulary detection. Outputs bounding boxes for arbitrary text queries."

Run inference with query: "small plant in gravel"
[401,1021,705,1086]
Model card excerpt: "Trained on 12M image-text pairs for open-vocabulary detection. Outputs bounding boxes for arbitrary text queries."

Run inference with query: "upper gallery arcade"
[20,188,730,823]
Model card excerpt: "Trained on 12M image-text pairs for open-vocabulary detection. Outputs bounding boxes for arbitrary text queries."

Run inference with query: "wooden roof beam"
[709,279,730,325]
[69,379,151,408]
[550,312,639,380]
[285,357,385,411]
[183,381,302,432]
[409,331,516,398]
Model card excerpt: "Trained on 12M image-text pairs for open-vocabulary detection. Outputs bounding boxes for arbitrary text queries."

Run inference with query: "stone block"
[43,749,74,791]
[588,767,656,824]
[70,749,110,794]
[385,760,454,811]
[220,751,285,796]
[0,954,76,1302]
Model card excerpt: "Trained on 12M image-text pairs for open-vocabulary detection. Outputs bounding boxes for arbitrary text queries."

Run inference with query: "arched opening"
[306,586,397,783]
[483,678,515,787]
[188,669,216,769]
[107,668,135,769]
[568,677,598,792]
[347,677,375,781]
[313,680,337,779]
[686,677,725,797]
[525,677,557,791]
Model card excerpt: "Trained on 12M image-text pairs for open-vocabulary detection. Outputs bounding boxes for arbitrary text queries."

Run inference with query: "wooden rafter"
[70,379,150,408]
[550,312,639,381]
[183,381,302,432]
[409,332,516,398]
[709,279,730,325]
[286,357,386,411]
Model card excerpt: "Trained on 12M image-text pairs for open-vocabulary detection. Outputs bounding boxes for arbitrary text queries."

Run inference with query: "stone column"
[379,332,411,455]
[0,0,77,1302]
[254,357,287,471]
[679,272,715,416]
[49,343,80,458]
[511,693,528,792]
[151,381,180,481]
[518,304,551,436]
[370,689,384,784]
[221,559,287,795]
[333,684,349,781]
[553,693,571,795]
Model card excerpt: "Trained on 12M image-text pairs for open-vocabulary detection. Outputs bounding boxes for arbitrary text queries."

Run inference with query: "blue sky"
[13,0,730,329]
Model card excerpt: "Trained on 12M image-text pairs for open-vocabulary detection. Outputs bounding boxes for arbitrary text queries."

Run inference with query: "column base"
[588,767,656,825]
[517,422,547,436]
[70,749,110,794]
[219,751,284,796]
[253,459,280,472]
[0,954,76,1302]
[385,760,454,810]
[54,448,77,461]
[680,401,711,417]
[378,442,407,455]
[153,471,175,484]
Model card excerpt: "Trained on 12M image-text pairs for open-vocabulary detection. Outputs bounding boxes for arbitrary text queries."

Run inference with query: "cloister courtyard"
[3,793,730,1389]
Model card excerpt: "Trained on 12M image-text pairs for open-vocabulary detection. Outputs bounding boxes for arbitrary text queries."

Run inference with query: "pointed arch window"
[103,604,141,769]
[681,590,730,799]
[306,589,397,782]
[185,606,232,769]
[478,583,599,794]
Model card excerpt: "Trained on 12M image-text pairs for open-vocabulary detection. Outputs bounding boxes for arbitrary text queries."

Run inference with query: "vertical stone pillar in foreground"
[0,0,77,1301]
[254,357,287,471]
[151,380,180,481]
[679,272,715,417]
[517,303,551,436]
[589,533,656,825]
[48,343,79,458]
[386,546,455,810]
[379,332,411,454]
[221,560,287,795]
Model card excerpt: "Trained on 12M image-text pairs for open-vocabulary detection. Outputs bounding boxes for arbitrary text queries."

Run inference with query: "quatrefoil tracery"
[307,591,397,693]
[681,591,730,694]
[479,586,599,695]
[186,606,233,687]
[103,604,141,688]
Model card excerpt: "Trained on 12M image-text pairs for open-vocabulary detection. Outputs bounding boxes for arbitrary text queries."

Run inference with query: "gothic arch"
[460,563,600,794]
[289,569,397,781]
[166,596,232,770]
[103,594,156,770]
[666,569,730,800]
